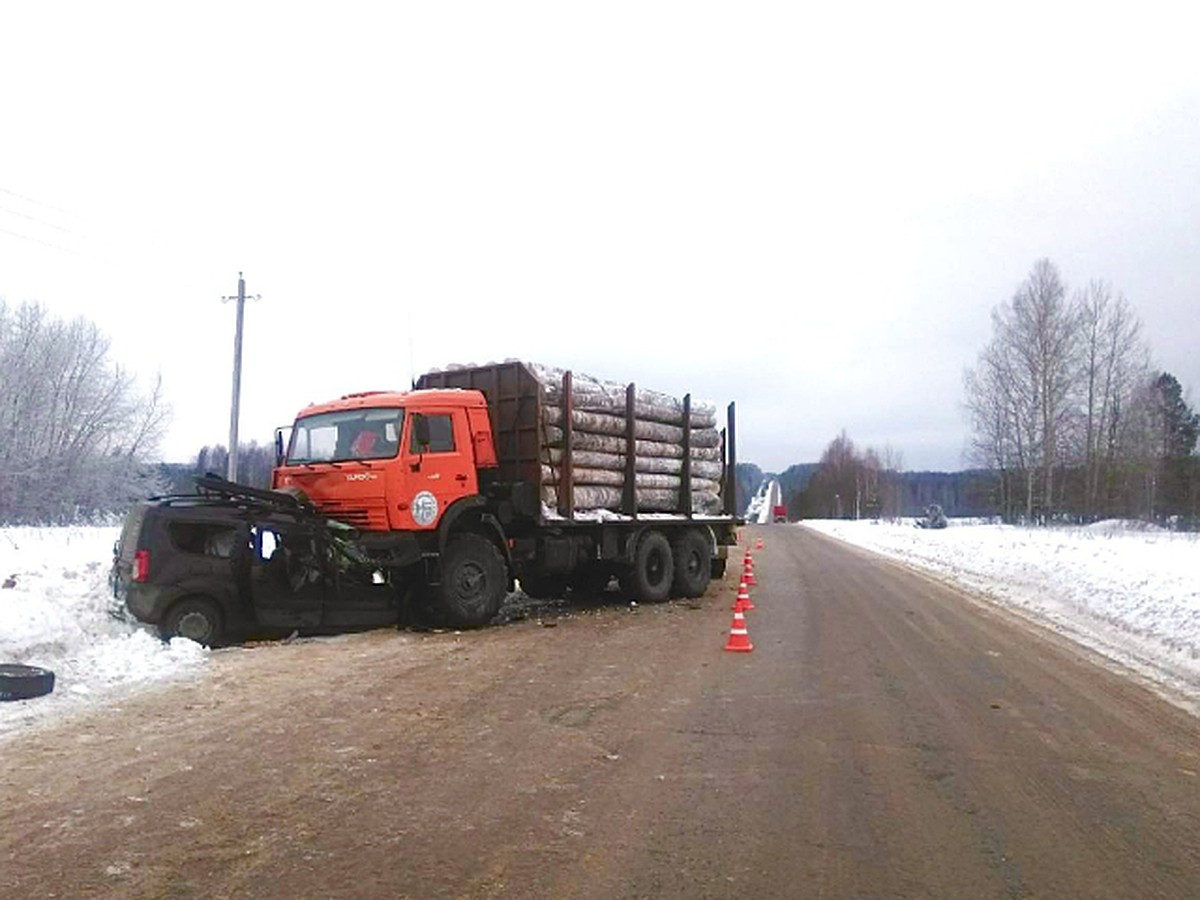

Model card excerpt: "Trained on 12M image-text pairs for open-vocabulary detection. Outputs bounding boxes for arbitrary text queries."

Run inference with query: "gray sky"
[2,2,1197,474]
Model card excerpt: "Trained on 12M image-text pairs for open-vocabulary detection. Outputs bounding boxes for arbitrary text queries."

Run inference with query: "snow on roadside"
[802,518,1200,708]
[0,526,207,740]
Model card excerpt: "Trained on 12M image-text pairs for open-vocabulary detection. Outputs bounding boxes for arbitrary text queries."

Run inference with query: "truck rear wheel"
[671,530,711,598]
[620,530,674,603]
[440,534,507,627]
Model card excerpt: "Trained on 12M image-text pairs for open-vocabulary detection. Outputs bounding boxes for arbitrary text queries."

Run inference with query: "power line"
[0,224,78,254]
[0,202,78,235]
[0,185,78,218]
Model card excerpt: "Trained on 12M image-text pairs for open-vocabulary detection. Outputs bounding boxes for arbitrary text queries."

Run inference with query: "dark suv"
[112,479,404,645]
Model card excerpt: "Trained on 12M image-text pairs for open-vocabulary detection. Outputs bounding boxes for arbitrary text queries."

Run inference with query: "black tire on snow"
[0,664,56,701]
[620,530,674,603]
[519,571,568,600]
[671,530,712,598]
[160,596,224,646]
[440,533,508,627]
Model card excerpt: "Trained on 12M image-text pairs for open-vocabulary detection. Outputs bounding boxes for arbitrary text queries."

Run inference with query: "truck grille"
[321,500,389,531]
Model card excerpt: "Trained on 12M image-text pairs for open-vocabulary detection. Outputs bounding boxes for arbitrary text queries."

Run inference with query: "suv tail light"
[133,549,150,582]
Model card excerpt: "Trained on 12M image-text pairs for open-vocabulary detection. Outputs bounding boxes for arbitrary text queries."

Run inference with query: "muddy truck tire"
[619,530,674,603]
[440,534,507,627]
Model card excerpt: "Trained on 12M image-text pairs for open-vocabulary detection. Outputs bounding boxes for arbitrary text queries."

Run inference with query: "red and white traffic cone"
[743,556,757,587]
[724,610,753,653]
[733,579,755,612]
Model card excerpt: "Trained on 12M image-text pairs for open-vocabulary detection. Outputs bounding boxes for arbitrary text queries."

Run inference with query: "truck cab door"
[399,409,478,530]
[248,521,325,628]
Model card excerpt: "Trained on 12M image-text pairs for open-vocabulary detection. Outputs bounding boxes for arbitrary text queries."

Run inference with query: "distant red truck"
[772,504,787,523]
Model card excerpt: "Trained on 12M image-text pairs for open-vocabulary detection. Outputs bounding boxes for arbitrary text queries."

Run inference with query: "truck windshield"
[286,408,404,464]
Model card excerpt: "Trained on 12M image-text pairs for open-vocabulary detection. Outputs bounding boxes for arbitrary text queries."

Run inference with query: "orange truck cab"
[273,389,497,534]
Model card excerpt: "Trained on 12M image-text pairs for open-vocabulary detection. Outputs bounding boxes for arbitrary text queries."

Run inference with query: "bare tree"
[0,301,171,523]
[878,445,905,521]
[1075,282,1148,518]
[965,260,1080,522]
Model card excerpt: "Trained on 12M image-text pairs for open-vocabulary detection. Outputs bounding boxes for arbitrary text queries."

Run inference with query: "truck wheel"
[440,534,507,627]
[0,664,56,701]
[620,531,674,603]
[711,557,727,579]
[161,597,224,646]
[519,572,568,600]
[671,530,711,598]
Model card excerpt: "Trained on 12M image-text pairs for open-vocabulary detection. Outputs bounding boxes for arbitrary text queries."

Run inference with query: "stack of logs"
[531,364,724,514]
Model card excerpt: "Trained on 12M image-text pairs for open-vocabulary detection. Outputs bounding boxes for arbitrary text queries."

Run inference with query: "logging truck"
[267,361,740,627]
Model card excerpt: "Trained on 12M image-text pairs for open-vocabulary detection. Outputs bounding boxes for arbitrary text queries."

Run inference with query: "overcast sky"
[2,2,1197,474]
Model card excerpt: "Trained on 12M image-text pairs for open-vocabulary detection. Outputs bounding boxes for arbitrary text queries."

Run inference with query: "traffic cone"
[733,580,755,612]
[724,610,753,652]
[743,556,757,587]
[755,537,764,551]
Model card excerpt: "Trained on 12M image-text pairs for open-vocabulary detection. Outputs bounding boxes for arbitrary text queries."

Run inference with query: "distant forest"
[736,461,1000,520]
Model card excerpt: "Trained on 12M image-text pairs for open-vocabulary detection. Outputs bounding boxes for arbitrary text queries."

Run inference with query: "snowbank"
[803,519,1200,708]
[0,526,207,740]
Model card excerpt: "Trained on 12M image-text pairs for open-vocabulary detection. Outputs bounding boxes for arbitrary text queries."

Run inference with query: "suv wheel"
[161,597,223,646]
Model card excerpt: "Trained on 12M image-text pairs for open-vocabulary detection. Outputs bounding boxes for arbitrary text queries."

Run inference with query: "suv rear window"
[169,522,241,558]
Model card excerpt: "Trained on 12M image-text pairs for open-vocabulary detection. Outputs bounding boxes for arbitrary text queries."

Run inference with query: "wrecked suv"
[112,478,403,645]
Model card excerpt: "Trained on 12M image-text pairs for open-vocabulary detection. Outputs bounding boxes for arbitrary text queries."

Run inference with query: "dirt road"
[4,526,1200,898]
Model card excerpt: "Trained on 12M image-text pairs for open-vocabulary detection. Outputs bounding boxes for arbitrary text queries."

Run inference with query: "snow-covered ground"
[803,518,1200,711]
[0,526,206,740]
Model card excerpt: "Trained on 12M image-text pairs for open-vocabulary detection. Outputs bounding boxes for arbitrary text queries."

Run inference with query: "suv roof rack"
[192,474,317,516]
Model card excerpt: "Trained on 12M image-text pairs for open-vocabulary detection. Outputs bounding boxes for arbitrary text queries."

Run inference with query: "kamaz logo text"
[345,472,379,482]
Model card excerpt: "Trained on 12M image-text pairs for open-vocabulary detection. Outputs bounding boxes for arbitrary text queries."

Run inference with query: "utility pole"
[221,272,259,483]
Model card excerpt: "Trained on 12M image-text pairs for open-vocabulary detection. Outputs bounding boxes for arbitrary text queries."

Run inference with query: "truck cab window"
[411,414,455,453]
[287,408,403,463]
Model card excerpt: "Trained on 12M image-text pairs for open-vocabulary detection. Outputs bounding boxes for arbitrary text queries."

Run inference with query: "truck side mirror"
[274,429,286,467]
[411,414,430,471]
[413,414,430,449]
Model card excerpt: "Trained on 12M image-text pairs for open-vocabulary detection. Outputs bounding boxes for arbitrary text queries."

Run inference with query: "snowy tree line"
[0,301,170,524]
[190,443,276,489]
[964,259,1199,525]
[786,431,907,521]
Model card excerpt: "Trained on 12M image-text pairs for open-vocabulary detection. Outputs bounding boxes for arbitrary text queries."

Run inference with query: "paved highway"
[4,525,1199,898]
